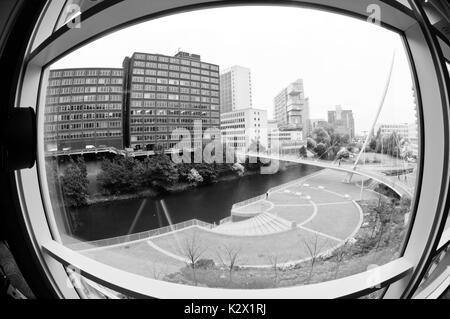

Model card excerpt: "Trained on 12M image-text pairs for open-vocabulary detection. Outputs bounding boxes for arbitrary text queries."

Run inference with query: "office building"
[220,65,252,113]
[220,108,267,153]
[327,105,355,138]
[310,118,329,131]
[267,120,305,155]
[377,123,409,139]
[44,68,124,151]
[122,51,220,150]
[273,79,310,134]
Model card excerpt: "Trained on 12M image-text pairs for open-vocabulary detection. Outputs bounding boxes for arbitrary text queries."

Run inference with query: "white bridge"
[240,151,414,198]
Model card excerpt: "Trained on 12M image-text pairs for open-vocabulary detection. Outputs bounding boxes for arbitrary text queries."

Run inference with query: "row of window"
[50,69,123,78]
[45,121,122,131]
[45,103,122,113]
[45,112,122,122]
[46,130,122,140]
[49,77,123,87]
[129,92,218,103]
[130,109,211,116]
[131,73,219,84]
[47,95,122,104]
[130,84,219,96]
[129,100,219,111]
[132,66,218,78]
[47,86,123,95]
[128,117,217,125]
[133,54,219,71]
[130,76,219,89]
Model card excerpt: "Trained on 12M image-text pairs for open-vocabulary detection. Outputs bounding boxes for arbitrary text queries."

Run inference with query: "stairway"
[212,212,293,236]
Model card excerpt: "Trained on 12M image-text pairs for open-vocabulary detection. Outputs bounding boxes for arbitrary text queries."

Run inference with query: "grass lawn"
[150,226,340,266]
[303,202,361,240]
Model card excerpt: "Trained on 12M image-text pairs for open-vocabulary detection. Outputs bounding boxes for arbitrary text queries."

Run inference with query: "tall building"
[220,108,267,153]
[327,105,355,138]
[273,79,310,134]
[122,51,220,151]
[44,68,125,151]
[220,65,252,113]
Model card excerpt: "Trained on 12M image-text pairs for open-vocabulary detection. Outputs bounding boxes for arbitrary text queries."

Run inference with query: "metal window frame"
[11,0,450,298]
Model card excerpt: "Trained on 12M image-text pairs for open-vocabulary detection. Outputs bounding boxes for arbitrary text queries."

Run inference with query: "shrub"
[195,259,216,270]
[61,157,89,207]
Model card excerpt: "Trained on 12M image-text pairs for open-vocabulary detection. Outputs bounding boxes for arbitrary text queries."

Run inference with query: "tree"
[97,156,144,195]
[314,143,328,159]
[332,241,350,279]
[312,127,331,145]
[144,155,179,191]
[187,168,203,185]
[336,148,350,160]
[180,232,207,286]
[303,233,328,283]
[61,158,89,207]
[306,137,317,150]
[193,163,218,184]
[299,146,307,158]
[216,245,241,285]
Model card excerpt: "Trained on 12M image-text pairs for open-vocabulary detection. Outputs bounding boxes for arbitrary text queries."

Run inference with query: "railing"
[44,239,414,299]
[68,219,214,251]
[45,146,126,157]
[231,194,267,212]
[219,216,232,225]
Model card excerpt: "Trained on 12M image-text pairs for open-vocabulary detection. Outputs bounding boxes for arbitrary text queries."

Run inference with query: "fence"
[68,219,214,251]
[230,194,267,213]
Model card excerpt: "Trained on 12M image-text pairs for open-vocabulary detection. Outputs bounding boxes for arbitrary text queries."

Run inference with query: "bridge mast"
[345,52,396,183]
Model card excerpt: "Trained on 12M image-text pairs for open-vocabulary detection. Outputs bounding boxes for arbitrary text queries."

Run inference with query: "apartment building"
[220,108,268,153]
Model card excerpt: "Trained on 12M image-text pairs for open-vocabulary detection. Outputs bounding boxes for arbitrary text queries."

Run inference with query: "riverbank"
[84,162,309,206]
[85,169,256,206]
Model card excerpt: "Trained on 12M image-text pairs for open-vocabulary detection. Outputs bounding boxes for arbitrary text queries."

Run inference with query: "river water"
[70,162,321,241]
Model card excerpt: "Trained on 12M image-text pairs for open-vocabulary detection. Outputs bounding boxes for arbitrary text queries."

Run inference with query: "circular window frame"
[11,0,450,298]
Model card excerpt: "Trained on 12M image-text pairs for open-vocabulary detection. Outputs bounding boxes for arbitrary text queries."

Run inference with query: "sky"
[52,5,417,135]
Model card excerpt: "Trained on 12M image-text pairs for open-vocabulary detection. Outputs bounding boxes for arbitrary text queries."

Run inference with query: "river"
[69,162,321,241]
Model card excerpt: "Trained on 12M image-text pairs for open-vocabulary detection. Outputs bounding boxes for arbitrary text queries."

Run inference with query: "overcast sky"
[52,5,417,134]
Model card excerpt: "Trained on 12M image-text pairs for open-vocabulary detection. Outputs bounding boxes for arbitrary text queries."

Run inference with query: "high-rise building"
[44,68,125,151]
[122,51,220,151]
[220,65,252,113]
[273,79,310,134]
[220,108,267,153]
[327,105,355,138]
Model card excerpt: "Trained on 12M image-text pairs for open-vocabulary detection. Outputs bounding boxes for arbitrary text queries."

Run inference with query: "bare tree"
[150,263,165,280]
[267,254,280,287]
[179,232,207,286]
[216,244,241,285]
[303,232,328,284]
[332,241,349,279]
